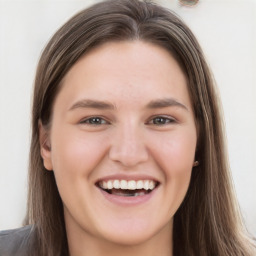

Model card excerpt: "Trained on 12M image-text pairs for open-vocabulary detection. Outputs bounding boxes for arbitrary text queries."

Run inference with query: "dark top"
[0,225,34,256]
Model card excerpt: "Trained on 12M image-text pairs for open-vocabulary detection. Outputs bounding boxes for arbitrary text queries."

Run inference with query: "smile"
[97,179,159,197]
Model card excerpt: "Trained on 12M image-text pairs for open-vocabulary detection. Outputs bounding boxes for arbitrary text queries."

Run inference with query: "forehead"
[55,41,191,111]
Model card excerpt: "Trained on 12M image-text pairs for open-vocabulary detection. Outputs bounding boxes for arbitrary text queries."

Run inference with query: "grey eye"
[152,117,175,125]
[81,117,107,125]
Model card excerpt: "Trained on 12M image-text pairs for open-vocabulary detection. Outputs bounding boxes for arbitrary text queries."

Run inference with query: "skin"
[40,41,197,256]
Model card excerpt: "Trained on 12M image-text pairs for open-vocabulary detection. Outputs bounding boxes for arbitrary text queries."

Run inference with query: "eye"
[148,116,176,126]
[80,117,109,125]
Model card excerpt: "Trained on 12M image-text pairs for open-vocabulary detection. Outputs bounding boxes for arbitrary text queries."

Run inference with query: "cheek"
[50,127,108,177]
[49,127,110,214]
[149,128,197,177]
[149,129,196,215]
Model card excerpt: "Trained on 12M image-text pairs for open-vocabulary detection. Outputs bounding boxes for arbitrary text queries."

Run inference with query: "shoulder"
[0,225,35,256]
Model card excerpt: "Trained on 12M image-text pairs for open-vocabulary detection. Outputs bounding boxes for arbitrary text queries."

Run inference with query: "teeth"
[136,180,143,189]
[99,179,157,191]
[113,180,120,189]
[103,181,107,188]
[107,180,113,189]
[144,180,149,190]
[149,180,154,190]
[120,180,127,189]
[127,180,136,190]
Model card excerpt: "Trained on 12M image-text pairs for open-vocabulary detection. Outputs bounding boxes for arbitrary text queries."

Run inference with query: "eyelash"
[79,116,176,126]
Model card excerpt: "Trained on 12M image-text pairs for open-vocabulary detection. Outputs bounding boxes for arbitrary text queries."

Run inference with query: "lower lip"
[97,187,158,206]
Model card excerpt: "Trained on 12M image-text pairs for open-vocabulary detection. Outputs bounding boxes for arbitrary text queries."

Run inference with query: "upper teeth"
[99,180,157,190]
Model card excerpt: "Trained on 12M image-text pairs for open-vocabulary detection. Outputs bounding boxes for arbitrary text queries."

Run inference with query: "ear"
[39,120,53,171]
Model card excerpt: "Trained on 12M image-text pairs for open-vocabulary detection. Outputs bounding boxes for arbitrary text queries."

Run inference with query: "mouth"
[96,179,159,197]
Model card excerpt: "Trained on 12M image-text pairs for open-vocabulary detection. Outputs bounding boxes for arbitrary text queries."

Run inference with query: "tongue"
[109,189,149,197]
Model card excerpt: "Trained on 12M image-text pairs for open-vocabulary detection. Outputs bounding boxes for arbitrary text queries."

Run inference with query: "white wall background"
[0,0,255,237]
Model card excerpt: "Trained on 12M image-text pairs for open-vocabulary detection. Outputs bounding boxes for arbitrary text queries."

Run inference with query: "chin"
[94,218,172,246]
[100,230,157,246]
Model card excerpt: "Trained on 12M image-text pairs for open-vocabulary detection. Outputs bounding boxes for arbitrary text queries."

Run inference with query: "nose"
[108,124,149,167]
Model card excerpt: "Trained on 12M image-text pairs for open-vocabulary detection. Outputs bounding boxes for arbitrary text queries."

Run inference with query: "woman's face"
[40,41,197,246]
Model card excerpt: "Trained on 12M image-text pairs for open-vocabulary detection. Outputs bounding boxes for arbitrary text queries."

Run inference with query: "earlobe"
[38,120,53,171]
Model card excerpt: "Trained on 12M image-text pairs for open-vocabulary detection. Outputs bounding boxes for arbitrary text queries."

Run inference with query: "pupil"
[154,117,165,124]
[91,118,101,124]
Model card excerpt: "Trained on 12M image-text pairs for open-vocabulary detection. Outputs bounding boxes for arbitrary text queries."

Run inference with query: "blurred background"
[0,0,255,236]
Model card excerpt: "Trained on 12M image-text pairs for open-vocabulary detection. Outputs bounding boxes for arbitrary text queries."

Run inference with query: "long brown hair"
[25,0,255,255]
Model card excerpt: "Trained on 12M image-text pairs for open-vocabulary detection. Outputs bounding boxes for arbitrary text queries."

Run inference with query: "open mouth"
[96,179,159,197]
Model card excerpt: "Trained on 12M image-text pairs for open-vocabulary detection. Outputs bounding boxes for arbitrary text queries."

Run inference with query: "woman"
[0,0,255,255]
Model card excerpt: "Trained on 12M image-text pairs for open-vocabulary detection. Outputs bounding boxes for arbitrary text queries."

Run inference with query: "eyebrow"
[69,99,115,111]
[68,98,188,111]
[146,98,188,111]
